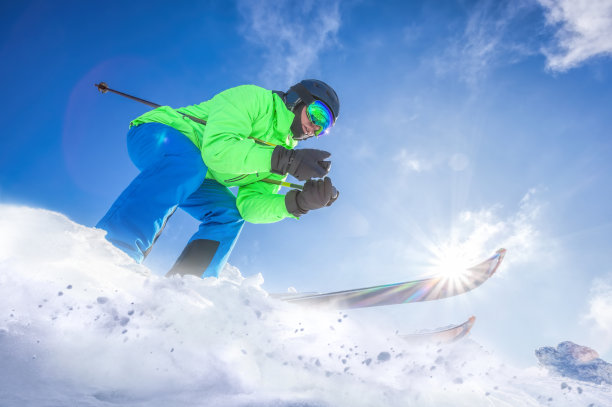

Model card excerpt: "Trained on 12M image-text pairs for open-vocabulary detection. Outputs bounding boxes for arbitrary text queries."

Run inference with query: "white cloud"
[538,0,612,71]
[393,149,432,173]
[583,274,612,353]
[349,141,376,160]
[237,0,341,87]
[394,150,471,173]
[426,188,543,271]
[367,187,544,282]
[434,2,533,85]
[434,0,612,80]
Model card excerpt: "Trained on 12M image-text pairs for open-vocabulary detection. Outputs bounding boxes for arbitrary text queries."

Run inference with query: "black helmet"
[284,79,340,122]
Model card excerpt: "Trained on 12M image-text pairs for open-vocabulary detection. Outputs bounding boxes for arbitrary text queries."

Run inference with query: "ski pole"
[95,82,208,125]
[94,82,303,190]
[261,179,303,190]
[95,82,161,108]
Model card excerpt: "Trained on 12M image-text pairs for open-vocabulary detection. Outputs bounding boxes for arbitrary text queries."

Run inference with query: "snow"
[1,205,611,406]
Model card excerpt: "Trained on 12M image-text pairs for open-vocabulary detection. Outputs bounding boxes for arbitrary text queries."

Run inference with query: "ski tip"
[463,316,477,338]
[486,248,507,278]
[495,248,507,265]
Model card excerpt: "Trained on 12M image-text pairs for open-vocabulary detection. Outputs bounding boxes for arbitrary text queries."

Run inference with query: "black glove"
[271,146,331,181]
[285,177,339,217]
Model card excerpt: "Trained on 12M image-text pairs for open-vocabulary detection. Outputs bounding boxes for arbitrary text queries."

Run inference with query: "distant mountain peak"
[535,341,612,385]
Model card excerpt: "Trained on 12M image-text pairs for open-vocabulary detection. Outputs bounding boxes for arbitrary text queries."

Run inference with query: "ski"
[400,316,476,344]
[279,248,506,310]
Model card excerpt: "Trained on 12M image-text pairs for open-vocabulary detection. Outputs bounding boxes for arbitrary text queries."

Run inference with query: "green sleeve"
[201,85,276,174]
[236,175,298,224]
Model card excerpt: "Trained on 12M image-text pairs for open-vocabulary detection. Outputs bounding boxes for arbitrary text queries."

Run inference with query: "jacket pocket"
[224,174,249,183]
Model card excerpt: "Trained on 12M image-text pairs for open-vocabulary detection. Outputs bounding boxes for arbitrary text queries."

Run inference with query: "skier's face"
[301,104,322,137]
[292,104,321,141]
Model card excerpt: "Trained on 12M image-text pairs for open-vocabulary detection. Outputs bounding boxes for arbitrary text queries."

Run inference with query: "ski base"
[400,316,476,344]
[279,249,506,310]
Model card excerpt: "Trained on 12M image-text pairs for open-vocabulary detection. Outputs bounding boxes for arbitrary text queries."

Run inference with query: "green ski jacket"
[130,85,299,224]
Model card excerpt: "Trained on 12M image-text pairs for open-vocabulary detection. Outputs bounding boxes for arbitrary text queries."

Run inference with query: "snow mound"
[536,341,612,385]
[1,205,611,406]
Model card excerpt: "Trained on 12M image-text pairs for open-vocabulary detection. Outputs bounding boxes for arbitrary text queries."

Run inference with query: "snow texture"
[536,341,612,385]
[1,205,611,406]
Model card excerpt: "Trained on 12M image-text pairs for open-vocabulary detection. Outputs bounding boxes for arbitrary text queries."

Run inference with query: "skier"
[96,80,340,278]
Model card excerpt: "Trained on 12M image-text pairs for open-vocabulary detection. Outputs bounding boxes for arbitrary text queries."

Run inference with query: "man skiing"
[96,80,340,278]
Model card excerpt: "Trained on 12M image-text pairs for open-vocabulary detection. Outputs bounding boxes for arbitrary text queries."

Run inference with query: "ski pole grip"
[95,82,109,94]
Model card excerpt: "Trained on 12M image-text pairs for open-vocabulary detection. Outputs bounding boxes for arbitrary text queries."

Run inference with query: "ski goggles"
[306,100,334,136]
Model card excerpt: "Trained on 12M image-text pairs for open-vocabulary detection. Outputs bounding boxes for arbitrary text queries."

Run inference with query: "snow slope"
[1,205,611,406]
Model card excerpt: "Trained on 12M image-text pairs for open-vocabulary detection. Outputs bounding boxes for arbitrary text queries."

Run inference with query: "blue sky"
[1,0,612,366]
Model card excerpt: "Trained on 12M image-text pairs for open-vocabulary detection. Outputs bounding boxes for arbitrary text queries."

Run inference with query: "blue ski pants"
[96,122,245,277]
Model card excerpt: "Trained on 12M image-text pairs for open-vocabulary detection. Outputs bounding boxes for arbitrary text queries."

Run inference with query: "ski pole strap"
[95,82,208,125]
[261,178,303,190]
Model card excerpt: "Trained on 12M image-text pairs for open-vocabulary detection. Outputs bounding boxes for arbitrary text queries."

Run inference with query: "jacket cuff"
[285,189,308,217]
[271,146,294,175]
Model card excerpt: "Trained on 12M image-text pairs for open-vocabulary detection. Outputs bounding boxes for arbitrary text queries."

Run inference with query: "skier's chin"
[290,129,309,141]
[293,126,315,141]
[293,133,313,141]
[290,112,312,141]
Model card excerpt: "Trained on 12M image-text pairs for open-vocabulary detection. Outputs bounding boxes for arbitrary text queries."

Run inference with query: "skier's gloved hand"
[285,177,338,217]
[326,188,340,207]
[271,146,331,181]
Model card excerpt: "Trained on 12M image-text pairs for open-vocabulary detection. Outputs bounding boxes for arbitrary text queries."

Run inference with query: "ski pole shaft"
[95,82,161,108]
[95,81,208,125]
[261,179,303,190]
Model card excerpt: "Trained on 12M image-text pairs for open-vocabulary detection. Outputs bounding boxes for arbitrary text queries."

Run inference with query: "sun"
[426,243,483,285]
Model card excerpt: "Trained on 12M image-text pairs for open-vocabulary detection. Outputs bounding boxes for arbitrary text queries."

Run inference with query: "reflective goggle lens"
[306,100,334,136]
